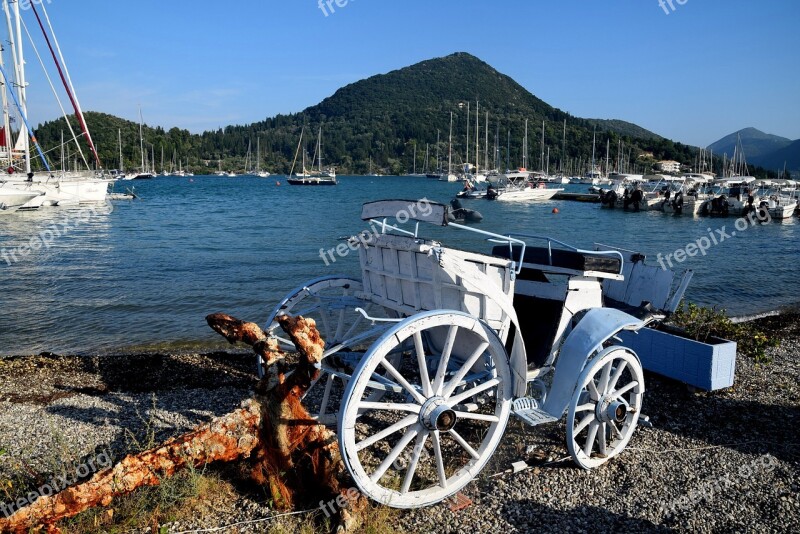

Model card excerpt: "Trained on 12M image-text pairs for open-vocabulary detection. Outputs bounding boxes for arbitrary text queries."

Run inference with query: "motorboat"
[495,178,563,202]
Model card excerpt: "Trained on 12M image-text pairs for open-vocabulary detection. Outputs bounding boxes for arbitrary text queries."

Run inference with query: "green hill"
[34,53,709,175]
[708,127,792,161]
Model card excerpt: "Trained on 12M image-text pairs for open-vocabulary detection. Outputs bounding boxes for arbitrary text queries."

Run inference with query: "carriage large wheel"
[566,347,644,469]
[339,311,512,508]
[264,276,392,424]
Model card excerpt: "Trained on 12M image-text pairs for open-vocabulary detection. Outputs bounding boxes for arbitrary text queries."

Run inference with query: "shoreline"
[3,306,799,360]
[1,313,797,532]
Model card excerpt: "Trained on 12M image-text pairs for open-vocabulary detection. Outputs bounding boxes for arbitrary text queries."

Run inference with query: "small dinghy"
[448,198,483,223]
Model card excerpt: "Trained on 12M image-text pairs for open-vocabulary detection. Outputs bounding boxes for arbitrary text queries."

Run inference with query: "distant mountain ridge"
[35,53,709,175]
[708,127,799,174]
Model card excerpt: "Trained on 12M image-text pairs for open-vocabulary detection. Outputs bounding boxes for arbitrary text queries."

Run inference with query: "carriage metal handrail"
[491,233,625,274]
[361,201,623,275]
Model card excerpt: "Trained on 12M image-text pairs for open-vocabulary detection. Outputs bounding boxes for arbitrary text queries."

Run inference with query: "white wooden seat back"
[358,233,516,339]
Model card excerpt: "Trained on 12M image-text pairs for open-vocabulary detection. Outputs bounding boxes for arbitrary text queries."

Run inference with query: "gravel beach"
[0,315,797,533]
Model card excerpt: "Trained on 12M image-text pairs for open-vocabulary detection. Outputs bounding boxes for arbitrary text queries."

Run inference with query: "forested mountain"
[708,128,792,161]
[708,127,799,175]
[34,53,719,175]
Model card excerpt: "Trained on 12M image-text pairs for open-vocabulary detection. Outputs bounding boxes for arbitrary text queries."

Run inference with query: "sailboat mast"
[29,2,101,168]
[317,126,322,172]
[523,119,528,169]
[540,120,545,173]
[138,106,146,172]
[0,9,12,170]
[475,100,479,175]
[118,129,123,172]
[466,102,470,170]
[448,112,453,176]
[561,119,566,174]
[484,111,489,172]
[435,130,440,171]
[413,142,416,174]
[507,130,510,171]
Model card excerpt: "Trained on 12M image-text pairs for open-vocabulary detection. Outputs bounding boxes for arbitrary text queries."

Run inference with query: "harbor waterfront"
[0,175,798,357]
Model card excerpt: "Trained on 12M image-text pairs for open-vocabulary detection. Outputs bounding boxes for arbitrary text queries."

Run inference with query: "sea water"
[0,176,797,356]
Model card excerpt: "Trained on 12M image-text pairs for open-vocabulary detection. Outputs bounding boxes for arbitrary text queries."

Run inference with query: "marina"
[0,1,797,531]
[1,175,798,358]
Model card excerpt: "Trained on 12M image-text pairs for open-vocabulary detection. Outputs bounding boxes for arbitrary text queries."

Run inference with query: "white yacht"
[0,186,41,214]
[2,172,111,208]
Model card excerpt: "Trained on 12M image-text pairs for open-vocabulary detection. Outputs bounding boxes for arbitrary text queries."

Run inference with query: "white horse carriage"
[264,199,688,509]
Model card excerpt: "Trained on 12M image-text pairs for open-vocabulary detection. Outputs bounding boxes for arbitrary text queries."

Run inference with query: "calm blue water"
[0,176,797,356]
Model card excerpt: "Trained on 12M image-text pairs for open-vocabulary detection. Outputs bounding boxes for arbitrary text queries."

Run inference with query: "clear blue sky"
[19,0,800,147]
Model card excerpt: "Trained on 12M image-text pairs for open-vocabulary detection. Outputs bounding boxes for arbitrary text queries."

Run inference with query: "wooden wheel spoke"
[608,361,628,392]
[431,430,448,489]
[379,358,426,404]
[598,360,613,395]
[583,421,600,457]
[356,414,418,452]
[454,411,499,423]
[448,429,480,460]
[369,426,419,484]
[312,296,332,338]
[598,423,608,456]
[318,374,336,417]
[441,341,489,399]
[587,380,601,401]
[357,401,422,413]
[432,325,459,395]
[610,381,639,401]
[414,331,433,397]
[575,402,595,413]
[448,378,500,406]
[574,413,594,435]
[401,433,429,494]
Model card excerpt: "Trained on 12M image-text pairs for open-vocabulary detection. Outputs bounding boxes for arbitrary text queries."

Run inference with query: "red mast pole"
[29,3,102,169]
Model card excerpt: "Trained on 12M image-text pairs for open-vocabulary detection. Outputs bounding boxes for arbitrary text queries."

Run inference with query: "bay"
[0,175,797,356]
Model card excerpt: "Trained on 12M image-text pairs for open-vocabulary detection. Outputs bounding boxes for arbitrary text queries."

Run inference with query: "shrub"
[668,303,778,364]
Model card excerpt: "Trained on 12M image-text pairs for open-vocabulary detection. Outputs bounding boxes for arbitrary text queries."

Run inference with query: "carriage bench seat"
[492,245,623,279]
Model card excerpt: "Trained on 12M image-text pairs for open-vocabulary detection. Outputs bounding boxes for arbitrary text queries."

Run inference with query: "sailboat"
[0,0,112,208]
[288,126,337,185]
[128,107,155,180]
[255,137,270,178]
[438,112,458,182]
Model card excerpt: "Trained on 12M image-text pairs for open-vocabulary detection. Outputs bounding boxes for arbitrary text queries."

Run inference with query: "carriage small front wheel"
[339,311,512,508]
[566,347,644,469]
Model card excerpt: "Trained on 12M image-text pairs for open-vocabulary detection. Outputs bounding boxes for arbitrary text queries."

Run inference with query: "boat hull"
[0,189,40,214]
[287,178,337,186]
[496,187,563,201]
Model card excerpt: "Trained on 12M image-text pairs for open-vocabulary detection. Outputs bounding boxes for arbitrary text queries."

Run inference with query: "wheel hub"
[420,397,457,432]
[597,398,628,423]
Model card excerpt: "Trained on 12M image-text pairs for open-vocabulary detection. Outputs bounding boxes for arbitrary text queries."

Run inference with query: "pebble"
[0,327,797,532]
